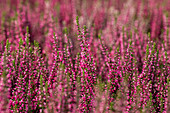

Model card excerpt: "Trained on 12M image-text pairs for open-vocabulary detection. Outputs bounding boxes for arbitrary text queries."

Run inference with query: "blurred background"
[0,0,170,62]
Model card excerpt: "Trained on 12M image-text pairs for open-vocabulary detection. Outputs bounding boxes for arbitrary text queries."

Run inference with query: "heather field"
[0,0,170,112]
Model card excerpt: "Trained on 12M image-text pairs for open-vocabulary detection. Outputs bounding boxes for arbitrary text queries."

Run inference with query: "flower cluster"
[0,0,170,113]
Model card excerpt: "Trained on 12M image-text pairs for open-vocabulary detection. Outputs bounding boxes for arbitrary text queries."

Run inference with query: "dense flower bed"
[0,0,170,112]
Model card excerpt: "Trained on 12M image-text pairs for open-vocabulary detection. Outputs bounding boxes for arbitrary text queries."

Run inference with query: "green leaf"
[29,47,33,53]
[34,40,39,47]
[129,40,132,46]
[156,50,159,59]
[76,16,79,26]
[167,78,169,84]
[146,44,149,55]
[165,51,167,57]
[148,32,151,38]
[6,39,10,50]
[26,26,29,34]
[63,27,68,34]
[13,60,15,67]
[19,38,23,46]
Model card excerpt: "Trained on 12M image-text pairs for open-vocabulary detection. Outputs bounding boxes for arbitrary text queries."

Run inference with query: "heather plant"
[0,0,170,113]
[1,28,49,112]
[76,17,97,112]
[137,40,170,112]
[123,41,137,112]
